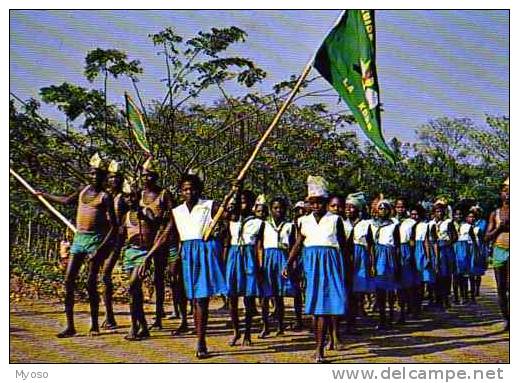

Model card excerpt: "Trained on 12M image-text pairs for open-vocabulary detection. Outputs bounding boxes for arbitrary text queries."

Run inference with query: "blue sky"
[10,10,509,144]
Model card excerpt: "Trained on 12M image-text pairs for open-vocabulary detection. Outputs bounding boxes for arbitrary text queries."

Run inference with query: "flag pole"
[203,59,314,241]
[10,168,78,233]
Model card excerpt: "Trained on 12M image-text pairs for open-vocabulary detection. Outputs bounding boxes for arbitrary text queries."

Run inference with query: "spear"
[10,168,77,233]
[203,60,314,240]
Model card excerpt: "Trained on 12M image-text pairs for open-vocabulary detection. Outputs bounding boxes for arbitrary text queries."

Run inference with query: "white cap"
[307,175,329,198]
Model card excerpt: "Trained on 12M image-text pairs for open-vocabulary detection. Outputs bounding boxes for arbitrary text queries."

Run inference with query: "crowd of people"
[36,153,510,363]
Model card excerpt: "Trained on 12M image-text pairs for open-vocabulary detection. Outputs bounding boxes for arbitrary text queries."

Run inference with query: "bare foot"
[124,333,142,341]
[228,332,241,346]
[56,328,76,338]
[148,320,163,330]
[101,319,117,330]
[258,329,269,339]
[241,336,252,346]
[88,328,100,337]
[171,321,188,336]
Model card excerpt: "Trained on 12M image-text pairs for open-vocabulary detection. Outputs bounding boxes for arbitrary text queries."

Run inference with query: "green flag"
[314,10,396,163]
[125,93,151,154]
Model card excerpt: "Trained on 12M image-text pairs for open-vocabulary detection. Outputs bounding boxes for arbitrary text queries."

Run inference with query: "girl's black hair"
[241,190,256,205]
[395,196,406,205]
[270,196,288,209]
[327,194,345,203]
[453,204,467,216]
[178,174,204,192]
[410,204,425,218]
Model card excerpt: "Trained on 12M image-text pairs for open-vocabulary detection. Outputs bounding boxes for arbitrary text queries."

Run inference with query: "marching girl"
[397,200,419,323]
[465,210,482,304]
[453,207,470,304]
[258,197,296,338]
[431,199,458,310]
[410,205,434,314]
[470,206,488,297]
[291,201,307,331]
[372,200,400,329]
[254,194,269,220]
[140,174,227,358]
[394,197,409,222]
[327,194,348,346]
[344,192,375,331]
[284,176,348,363]
[225,189,264,347]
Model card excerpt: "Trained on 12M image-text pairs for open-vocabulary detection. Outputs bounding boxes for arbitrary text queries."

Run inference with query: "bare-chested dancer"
[485,177,510,331]
[139,156,173,330]
[37,153,116,337]
[100,160,129,329]
[120,183,156,340]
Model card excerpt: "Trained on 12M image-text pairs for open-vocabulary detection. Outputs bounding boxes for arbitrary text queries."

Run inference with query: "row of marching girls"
[317,190,493,336]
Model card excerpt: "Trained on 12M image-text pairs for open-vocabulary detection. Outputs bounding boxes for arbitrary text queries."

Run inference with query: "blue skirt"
[181,239,227,299]
[352,244,375,293]
[375,244,399,291]
[437,240,456,277]
[400,243,419,288]
[302,246,347,315]
[414,240,435,283]
[262,248,295,297]
[454,241,470,276]
[226,245,261,297]
[469,243,486,276]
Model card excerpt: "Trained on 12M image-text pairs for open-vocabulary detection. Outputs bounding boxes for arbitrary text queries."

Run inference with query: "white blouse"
[300,212,340,248]
[172,199,214,241]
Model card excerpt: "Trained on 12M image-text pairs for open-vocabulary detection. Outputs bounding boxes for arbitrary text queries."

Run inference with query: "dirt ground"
[10,273,509,363]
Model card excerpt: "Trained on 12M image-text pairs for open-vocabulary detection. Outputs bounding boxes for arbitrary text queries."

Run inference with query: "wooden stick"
[203,59,314,241]
[10,168,77,233]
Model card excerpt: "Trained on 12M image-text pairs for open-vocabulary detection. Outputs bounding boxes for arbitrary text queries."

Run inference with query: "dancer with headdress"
[485,177,510,331]
[100,159,129,330]
[139,156,174,330]
[119,180,156,340]
[37,153,117,337]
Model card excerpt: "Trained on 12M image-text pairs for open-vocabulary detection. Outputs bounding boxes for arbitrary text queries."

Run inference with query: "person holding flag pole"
[202,9,395,242]
[138,173,227,359]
